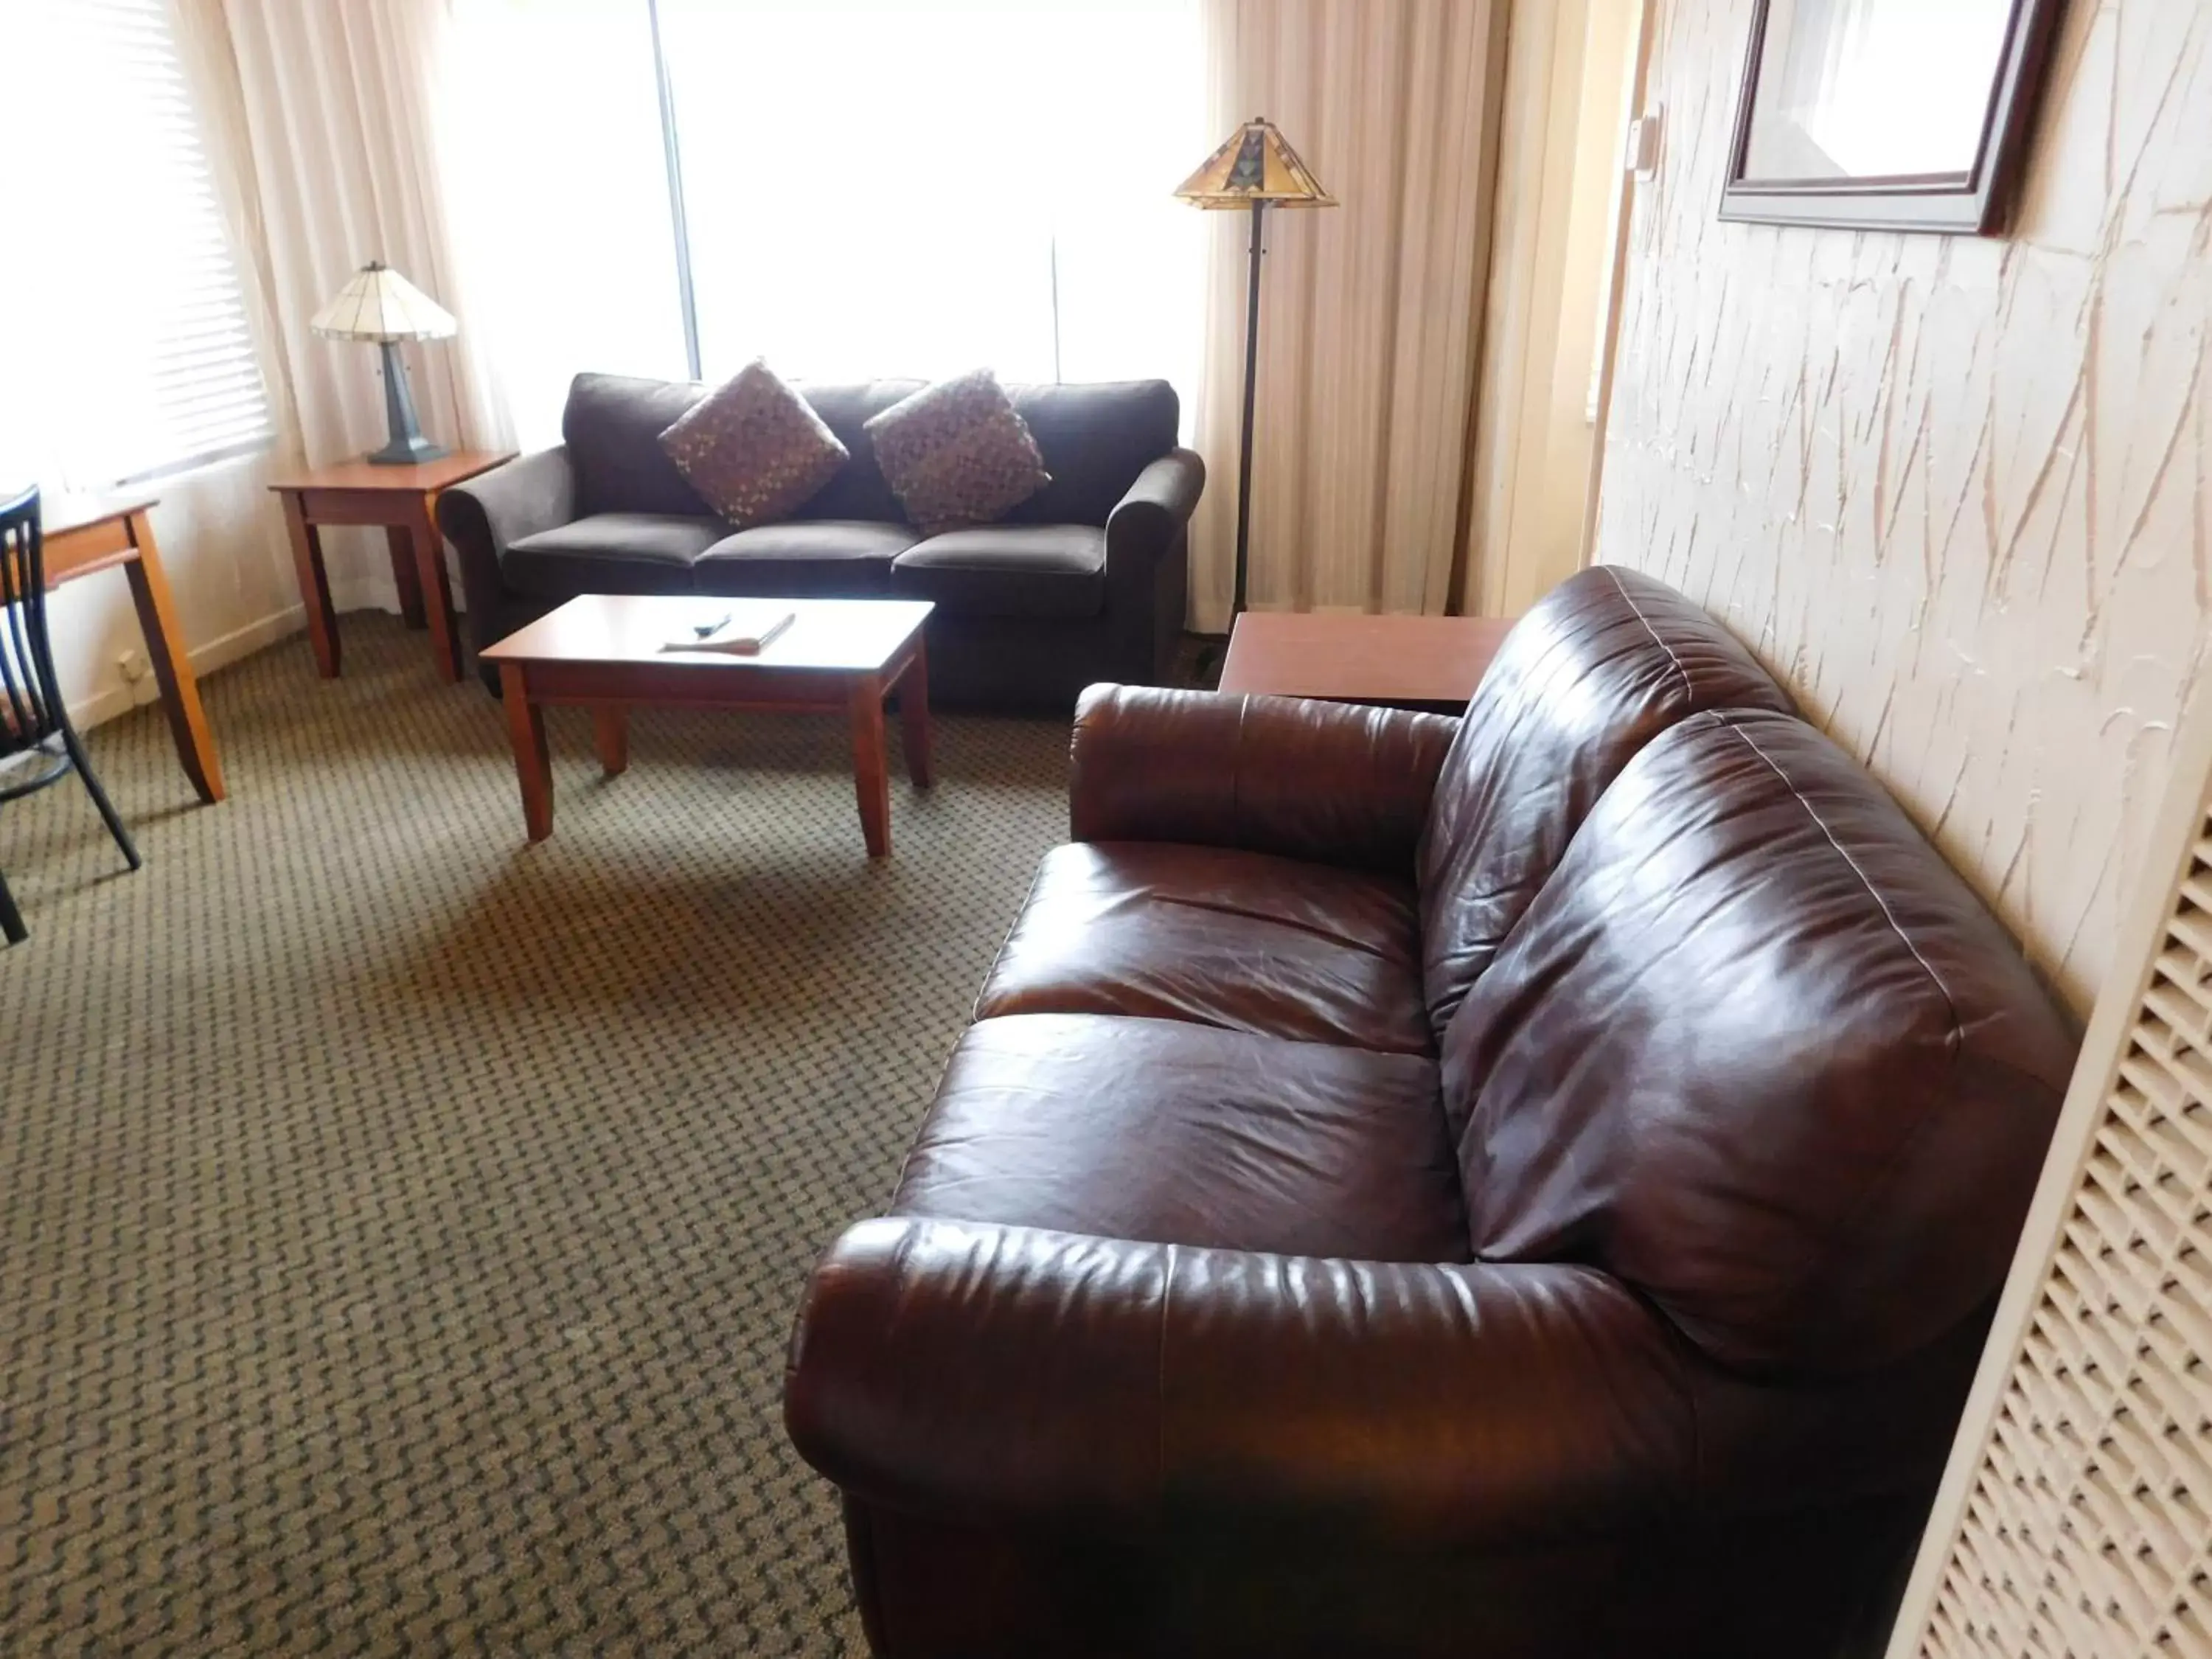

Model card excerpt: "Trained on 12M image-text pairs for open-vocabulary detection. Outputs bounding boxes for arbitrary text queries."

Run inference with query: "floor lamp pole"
[1231,198,1265,620]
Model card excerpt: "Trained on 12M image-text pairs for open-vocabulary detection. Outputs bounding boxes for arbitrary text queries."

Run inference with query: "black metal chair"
[1,485,140,944]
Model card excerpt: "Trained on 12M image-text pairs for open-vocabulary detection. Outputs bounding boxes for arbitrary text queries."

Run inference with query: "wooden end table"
[1217,613,1515,712]
[42,495,224,802]
[268,451,515,683]
[480,596,935,857]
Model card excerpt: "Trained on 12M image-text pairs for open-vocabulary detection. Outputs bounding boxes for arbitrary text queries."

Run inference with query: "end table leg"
[279,491,340,678]
[385,526,427,628]
[122,512,226,804]
[592,706,629,776]
[499,663,553,841]
[409,499,463,683]
[848,675,891,858]
[897,641,933,788]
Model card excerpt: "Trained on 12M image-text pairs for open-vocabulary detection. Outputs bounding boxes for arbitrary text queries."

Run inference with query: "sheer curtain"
[439,0,1205,447]
[658,0,1203,392]
[1191,0,1504,629]
[440,0,690,450]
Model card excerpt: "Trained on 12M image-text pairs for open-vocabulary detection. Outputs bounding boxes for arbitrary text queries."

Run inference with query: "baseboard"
[70,605,307,731]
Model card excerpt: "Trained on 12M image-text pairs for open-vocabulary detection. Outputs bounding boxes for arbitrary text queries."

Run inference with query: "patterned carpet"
[0,615,1076,1655]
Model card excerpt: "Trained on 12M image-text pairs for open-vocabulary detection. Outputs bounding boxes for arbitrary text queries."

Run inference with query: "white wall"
[1595,0,2211,1014]
[49,453,408,731]
[49,456,292,728]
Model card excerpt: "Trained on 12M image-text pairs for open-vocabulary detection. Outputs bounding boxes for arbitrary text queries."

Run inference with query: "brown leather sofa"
[783,566,2080,1658]
[436,372,1203,708]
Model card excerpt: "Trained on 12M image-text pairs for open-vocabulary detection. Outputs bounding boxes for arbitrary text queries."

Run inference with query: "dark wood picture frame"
[1719,0,2068,234]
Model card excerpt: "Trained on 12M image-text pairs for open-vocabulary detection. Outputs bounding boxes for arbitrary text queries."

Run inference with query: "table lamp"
[1175,118,1335,622]
[310,261,458,465]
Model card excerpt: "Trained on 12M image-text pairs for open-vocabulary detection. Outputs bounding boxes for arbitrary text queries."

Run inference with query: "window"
[442,0,1203,448]
[1,1,274,491]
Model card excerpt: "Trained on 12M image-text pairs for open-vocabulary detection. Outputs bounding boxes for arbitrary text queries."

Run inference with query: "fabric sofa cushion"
[864,369,1051,535]
[500,512,722,596]
[1005,379,1180,526]
[891,526,1105,619]
[656,359,848,527]
[892,1012,1468,1262]
[561,372,712,518]
[976,841,1432,1056]
[1445,708,2078,1376]
[1416,564,1793,1040]
[783,380,923,523]
[695,521,920,597]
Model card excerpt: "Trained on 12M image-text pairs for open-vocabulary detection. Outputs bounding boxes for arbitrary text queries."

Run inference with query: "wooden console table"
[43,496,225,803]
[268,451,514,683]
[1217,613,1514,712]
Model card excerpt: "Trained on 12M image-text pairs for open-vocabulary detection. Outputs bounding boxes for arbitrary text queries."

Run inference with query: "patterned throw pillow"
[657,360,849,528]
[863,369,1051,535]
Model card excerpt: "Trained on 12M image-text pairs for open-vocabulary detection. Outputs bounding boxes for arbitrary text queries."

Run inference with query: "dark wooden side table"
[268,451,515,683]
[1217,613,1515,712]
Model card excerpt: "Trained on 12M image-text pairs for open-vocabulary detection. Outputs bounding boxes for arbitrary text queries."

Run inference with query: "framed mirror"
[1719,0,2069,233]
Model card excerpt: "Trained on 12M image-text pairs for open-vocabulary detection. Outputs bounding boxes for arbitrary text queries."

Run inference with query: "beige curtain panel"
[1190,0,1503,632]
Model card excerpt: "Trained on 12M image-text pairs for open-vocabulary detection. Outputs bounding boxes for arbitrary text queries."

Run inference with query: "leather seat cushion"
[892,1012,1467,1261]
[695,519,919,597]
[501,512,722,596]
[977,841,1432,1055]
[891,525,1105,619]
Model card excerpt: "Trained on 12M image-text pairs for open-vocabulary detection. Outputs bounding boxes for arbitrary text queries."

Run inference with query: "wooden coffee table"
[479,595,933,857]
[1217,613,1514,712]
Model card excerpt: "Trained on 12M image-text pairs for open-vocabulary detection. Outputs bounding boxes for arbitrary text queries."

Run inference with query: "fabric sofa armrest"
[435,445,577,653]
[785,1218,1694,1545]
[1068,684,1457,875]
[1103,448,1205,570]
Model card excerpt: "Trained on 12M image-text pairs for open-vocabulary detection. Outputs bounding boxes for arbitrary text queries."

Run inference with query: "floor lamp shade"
[310,262,459,466]
[1176,120,1335,623]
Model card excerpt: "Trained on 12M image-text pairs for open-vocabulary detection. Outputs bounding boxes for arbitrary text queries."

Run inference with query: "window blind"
[2,0,271,490]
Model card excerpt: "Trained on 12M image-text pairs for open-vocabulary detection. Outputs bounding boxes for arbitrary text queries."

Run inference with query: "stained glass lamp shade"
[1174,118,1336,208]
[1175,119,1336,626]
[310,262,458,465]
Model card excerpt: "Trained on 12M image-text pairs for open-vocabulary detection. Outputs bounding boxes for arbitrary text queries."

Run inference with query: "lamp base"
[366,433,448,467]
[366,338,447,467]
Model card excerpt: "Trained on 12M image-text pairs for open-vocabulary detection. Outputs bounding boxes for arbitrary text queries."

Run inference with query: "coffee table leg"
[848,674,891,858]
[593,705,629,776]
[897,641,933,788]
[499,662,553,841]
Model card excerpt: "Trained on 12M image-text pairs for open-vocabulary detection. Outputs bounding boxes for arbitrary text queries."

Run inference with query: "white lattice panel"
[1893,703,2212,1658]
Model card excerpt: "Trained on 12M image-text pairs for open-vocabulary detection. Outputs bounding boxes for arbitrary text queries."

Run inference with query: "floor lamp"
[1176,118,1335,628]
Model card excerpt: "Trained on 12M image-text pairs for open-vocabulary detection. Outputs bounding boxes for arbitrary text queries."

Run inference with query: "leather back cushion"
[1415,566,1792,1037]
[1444,709,2079,1374]
[563,372,1176,526]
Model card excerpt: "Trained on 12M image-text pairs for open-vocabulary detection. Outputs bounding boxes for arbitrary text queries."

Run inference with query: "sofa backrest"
[1441,708,2078,1375]
[563,372,715,518]
[560,371,1179,528]
[1415,566,1792,1039]
[1001,380,1180,527]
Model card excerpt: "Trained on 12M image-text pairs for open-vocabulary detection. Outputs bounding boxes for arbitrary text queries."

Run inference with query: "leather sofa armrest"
[785,1218,1695,1545]
[1068,684,1458,875]
[1104,448,1205,572]
[435,446,577,655]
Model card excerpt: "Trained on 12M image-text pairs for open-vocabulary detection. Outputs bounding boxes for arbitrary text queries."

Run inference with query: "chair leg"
[0,866,24,945]
[59,722,141,871]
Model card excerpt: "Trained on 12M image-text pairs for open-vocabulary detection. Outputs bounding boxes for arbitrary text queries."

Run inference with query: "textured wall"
[1596,0,2212,1012]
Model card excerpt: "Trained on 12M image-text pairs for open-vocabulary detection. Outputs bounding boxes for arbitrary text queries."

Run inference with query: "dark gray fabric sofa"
[437,372,1204,708]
